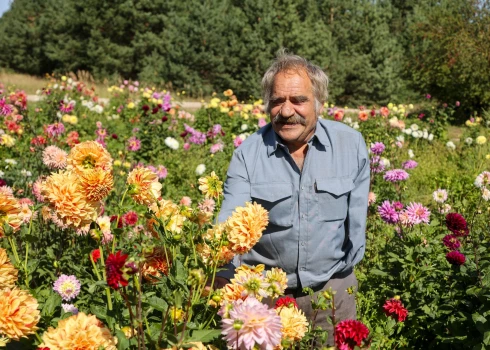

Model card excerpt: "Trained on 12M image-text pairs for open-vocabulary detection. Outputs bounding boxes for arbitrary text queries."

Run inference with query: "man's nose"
[280,102,294,117]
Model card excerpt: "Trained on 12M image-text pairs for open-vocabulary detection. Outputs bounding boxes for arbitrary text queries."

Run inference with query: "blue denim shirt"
[218,119,370,289]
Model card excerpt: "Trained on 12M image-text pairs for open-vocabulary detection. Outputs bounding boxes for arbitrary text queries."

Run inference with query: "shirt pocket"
[251,183,293,227]
[315,178,355,221]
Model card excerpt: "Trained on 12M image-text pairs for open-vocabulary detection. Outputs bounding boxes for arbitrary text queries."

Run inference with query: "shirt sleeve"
[216,149,252,280]
[340,132,370,271]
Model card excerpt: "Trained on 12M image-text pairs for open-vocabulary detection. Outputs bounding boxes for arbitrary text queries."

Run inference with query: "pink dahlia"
[156,165,168,179]
[377,201,399,224]
[383,298,408,322]
[370,155,385,174]
[42,145,68,169]
[402,160,418,170]
[122,211,138,226]
[45,122,65,138]
[334,319,370,350]
[446,251,466,265]
[403,202,430,225]
[442,234,461,251]
[384,169,409,182]
[127,136,141,151]
[53,274,81,301]
[0,97,14,116]
[221,297,282,350]
[474,171,490,188]
[234,136,243,148]
[370,142,385,155]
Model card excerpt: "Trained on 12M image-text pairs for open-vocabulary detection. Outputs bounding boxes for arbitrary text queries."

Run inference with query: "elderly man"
[216,51,370,340]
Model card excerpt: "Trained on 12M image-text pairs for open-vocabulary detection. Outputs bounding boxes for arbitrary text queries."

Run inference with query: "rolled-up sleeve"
[216,149,252,280]
[341,133,370,271]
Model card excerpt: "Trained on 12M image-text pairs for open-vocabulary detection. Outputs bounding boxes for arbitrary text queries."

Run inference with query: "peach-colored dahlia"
[42,145,68,169]
[276,305,308,342]
[41,171,99,229]
[196,224,234,266]
[0,288,40,340]
[0,190,22,237]
[67,140,113,174]
[79,169,114,202]
[40,312,117,350]
[141,247,171,282]
[0,247,18,289]
[127,167,162,206]
[226,202,268,255]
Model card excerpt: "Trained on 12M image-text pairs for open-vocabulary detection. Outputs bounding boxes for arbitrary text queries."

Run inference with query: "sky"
[0,0,11,18]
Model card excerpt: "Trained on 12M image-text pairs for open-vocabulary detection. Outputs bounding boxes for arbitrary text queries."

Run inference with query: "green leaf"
[148,296,168,312]
[115,330,130,350]
[186,329,222,343]
[41,293,61,317]
[88,280,107,294]
[370,268,388,276]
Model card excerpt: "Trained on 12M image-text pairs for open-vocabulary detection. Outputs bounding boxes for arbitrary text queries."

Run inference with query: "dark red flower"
[152,107,159,114]
[383,298,408,322]
[111,133,118,139]
[122,211,138,226]
[335,319,370,350]
[91,249,101,262]
[274,296,298,309]
[142,105,150,112]
[180,131,188,138]
[38,348,50,350]
[110,215,123,228]
[106,251,129,289]
[161,116,168,122]
[446,213,469,236]
[0,179,6,187]
[442,234,461,251]
[446,251,466,265]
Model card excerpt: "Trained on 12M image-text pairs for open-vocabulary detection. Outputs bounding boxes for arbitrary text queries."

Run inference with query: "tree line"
[0,0,489,112]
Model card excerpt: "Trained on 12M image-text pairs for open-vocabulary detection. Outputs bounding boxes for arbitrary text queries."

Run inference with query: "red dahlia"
[91,248,101,262]
[335,319,370,350]
[123,211,138,226]
[274,296,298,309]
[383,298,408,322]
[446,251,466,265]
[106,251,129,289]
[442,234,461,251]
[445,213,469,236]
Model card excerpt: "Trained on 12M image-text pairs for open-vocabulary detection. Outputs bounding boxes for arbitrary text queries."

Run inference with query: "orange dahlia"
[141,247,171,283]
[0,190,22,237]
[196,224,234,266]
[79,169,114,202]
[127,167,162,206]
[41,171,99,229]
[40,313,117,350]
[226,202,268,255]
[0,288,40,340]
[0,248,18,289]
[67,140,113,174]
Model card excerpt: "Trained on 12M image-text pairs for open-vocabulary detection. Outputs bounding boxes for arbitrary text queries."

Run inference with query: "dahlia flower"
[368,192,376,206]
[196,224,234,266]
[0,190,22,237]
[41,170,99,229]
[105,251,129,289]
[432,189,448,203]
[446,251,466,265]
[61,303,79,315]
[402,160,418,170]
[53,274,81,301]
[377,201,399,225]
[221,297,282,350]
[370,142,385,155]
[276,304,308,342]
[127,167,162,206]
[198,171,223,199]
[383,298,408,322]
[40,313,117,350]
[141,247,171,283]
[275,297,298,309]
[67,140,113,174]
[402,202,430,225]
[474,171,490,188]
[445,213,469,236]
[383,169,409,182]
[265,268,288,298]
[226,202,269,255]
[231,267,269,300]
[79,169,113,202]
[0,288,40,340]
[42,145,68,169]
[0,247,18,289]
[334,319,370,350]
[442,234,461,251]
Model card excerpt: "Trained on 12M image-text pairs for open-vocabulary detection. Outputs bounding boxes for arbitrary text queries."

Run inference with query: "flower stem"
[99,246,113,310]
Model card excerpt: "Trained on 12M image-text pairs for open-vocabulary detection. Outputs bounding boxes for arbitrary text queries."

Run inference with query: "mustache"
[272,112,306,125]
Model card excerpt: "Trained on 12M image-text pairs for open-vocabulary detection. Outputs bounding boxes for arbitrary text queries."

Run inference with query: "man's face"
[269,70,322,148]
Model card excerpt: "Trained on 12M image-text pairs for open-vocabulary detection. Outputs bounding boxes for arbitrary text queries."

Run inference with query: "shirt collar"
[266,120,330,156]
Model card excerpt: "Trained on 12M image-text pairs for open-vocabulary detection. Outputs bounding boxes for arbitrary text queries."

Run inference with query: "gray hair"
[262,49,329,114]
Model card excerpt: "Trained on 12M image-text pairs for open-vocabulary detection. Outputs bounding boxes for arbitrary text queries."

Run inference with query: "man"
[215,50,370,341]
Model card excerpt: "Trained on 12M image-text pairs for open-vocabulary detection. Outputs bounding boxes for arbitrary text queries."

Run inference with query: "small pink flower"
[180,196,192,206]
[127,136,141,151]
[258,118,267,128]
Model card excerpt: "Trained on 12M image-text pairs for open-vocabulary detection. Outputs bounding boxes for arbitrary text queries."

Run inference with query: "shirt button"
[300,267,306,271]
[301,186,304,190]
[301,241,306,246]
[301,214,305,219]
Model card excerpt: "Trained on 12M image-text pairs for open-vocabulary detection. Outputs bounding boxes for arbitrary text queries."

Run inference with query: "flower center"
[82,156,96,169]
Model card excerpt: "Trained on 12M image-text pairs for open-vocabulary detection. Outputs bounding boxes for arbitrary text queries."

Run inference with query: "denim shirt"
[218,119,370,289]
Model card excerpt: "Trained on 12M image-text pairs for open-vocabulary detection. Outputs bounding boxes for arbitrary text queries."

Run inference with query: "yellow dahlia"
[0,191,22,237]
[79,168,114,202]
[198,171,223,199]
[196,224,234,266]
[226,202,268,254]
[41,171,99,229]
[127,167,162,205]
[67,140,113,174]
[149,199,179,220]
[0,248,18,289]
[265,268,288,298]
[40,313,117,350]
[276,306,308,342]
[0,288,40,340]
[141,247,171,282]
